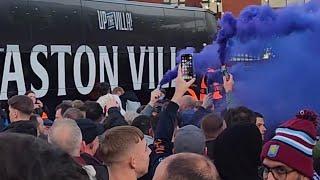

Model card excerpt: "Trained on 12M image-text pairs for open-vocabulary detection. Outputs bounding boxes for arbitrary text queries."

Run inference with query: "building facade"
[132,0,310,16]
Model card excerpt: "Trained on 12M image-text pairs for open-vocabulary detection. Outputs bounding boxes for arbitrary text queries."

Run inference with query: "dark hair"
[8,95,34,115]
[30,114,40,126]
[103,116,128,130]
[223,106,256,127]
[99,82,111,96]
[82,101,103,122]
[55,102,72,116]
[88,83,111,101]
[0,133,89,180]
[213,123,262,180]
[63,108,84,120]
[254,112,264,118]
[166,153,218,180]
[131,115,151,135]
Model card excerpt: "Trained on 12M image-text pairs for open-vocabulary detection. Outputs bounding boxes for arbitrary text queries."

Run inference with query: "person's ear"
[129,156,137,170]
[13,110,19,119]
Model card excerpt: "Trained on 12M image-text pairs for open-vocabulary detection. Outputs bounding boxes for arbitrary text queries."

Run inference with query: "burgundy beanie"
[261,110,318,178]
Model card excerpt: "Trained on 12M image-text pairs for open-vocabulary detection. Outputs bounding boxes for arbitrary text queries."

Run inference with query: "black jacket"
[81,153,109,180]
[148,101,179,178]
[119,91,140,110]
[206,139,216,161]
[1,120,37,136]
[103,107,128,130]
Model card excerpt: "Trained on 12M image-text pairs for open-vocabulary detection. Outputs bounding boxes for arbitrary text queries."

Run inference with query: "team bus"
[0,0,217,111]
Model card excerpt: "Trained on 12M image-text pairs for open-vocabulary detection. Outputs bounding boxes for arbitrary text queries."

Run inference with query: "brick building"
[132,0,310,16]
[223,0,261,16]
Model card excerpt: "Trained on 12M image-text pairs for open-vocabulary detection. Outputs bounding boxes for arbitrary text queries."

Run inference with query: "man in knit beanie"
[261,110,318,180]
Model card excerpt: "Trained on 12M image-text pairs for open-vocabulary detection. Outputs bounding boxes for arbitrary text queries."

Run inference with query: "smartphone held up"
[180,54,196,82]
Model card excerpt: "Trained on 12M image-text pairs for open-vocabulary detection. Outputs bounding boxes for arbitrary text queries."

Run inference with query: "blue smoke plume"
[159,0,320,133]
[231,1,320,132]
[216,12,237,65]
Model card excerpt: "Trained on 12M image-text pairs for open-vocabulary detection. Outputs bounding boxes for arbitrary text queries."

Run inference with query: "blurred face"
[256,117,267,140]
[262,158,308,180]
[27,93,37,104]
[55,108,63,120]
[132,138,151,178]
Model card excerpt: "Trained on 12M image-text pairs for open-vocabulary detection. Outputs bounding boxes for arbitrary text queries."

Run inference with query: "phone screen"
[181,54,195,81]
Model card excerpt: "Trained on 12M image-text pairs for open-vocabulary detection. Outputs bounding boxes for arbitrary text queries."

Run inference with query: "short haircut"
[72,100,84,109]
[99,82,111,95]
[82,101,103,122]
[201,113,224,139]
[131,115,152,135]
[87,82,110,101]
[8,95,34,115]
[55,102,72,115]
[223,106,256,127]
[63,108,84,120]
[165,153,219,180]
[48,119,82,156]
[112,87,125,95]
[100,126,144,164]
[0,133,89,180]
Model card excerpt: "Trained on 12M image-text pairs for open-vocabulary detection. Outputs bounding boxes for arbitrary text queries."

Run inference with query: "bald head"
[153,153,220,180]
[48,119,82,157]
[179,95,196,111]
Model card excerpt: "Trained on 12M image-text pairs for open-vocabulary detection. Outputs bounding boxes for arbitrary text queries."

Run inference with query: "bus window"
[194,11,209,50]
[163,8,196,48]
[195,11,206,32]
[205,12,217,41]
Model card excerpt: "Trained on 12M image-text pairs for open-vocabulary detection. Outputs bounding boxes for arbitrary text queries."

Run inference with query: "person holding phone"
[25,90,49,119]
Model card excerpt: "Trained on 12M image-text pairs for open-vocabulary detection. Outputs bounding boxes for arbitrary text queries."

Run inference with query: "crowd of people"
[0,66,319,180]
